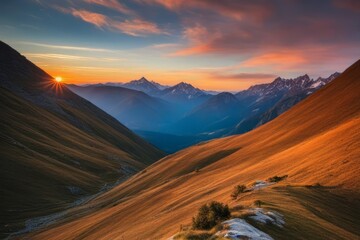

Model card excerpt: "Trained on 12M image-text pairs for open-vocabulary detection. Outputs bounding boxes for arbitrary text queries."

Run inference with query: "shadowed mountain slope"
[67,84,176,130]
[0,41,164,237]
[172,92,245,135]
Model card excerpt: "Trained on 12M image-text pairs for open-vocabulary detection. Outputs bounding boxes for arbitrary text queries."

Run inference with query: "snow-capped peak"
[122,77,160,93]
[170,82,203,95]
[310,72,340,89]
[128,77,151,85]
[160,81,207,100]
[238,72,340,98]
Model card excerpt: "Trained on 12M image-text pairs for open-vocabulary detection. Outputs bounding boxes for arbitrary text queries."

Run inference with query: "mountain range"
[70,72,340,152]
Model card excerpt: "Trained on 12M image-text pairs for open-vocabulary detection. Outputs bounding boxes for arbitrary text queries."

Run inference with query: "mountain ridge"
[122,77,160,94]
[67,84,178,131]
[68,71,342,152]
[0,41,164,238]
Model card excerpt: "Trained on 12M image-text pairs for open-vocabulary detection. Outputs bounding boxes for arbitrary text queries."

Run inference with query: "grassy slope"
[0,42,164,237]
[0,87,163,236]
[28,61,360,239]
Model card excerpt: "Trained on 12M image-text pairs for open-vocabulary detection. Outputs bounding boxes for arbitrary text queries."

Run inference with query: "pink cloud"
[112,19,164,36]
[238,45,360,75]
[140,0,272,22]
[241,52,307,69]
[139,0,359,65]
[71,9,108,28]
[210,72,277,81]
[69,9,165,36]
[37,1,165,36]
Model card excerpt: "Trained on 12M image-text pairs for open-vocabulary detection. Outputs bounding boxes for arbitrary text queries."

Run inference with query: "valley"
[0,41,164,238]
[20,58,360,239]
[1,1,359,238]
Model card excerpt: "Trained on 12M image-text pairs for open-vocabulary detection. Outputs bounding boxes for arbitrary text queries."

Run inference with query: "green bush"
[192,201,231,230]
[254,200,263,207]
[267,175,288,183]
[230,185,246,200]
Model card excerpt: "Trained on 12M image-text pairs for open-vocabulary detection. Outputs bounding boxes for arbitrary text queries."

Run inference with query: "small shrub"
[192,201,231,230]
[254,200,262,207]
[267,175,288,183]
[230,185,246,200]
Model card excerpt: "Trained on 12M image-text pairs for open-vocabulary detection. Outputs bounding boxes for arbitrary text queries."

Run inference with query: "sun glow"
[55,76,62,82]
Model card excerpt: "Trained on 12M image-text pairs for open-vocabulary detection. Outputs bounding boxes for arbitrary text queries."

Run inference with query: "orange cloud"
[69,9,165,36]
[242,52,307,69]
[170,24,214,56]
[171,45,210,56]
[71,9,108,28]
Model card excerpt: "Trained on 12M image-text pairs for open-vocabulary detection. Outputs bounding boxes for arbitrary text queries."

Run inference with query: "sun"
[55,76,62,83]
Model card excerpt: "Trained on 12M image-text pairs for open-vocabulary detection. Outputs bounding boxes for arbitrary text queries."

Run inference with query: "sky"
[0,0,359,91]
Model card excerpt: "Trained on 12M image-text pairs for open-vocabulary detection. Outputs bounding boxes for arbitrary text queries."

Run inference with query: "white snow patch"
[310,81,323,88]
[168,208,284,240]
[255,96,264,102]
[249,208,285,227]
[217,218,273,240]
[250,181,275,191]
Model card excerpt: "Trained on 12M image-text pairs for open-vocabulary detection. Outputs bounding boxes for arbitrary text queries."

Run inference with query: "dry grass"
[25,61,360,239]
[0,87,163,238]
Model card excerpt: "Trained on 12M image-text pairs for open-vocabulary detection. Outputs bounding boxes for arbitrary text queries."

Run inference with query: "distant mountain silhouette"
[70,71,341,152]
[67,84,178,131]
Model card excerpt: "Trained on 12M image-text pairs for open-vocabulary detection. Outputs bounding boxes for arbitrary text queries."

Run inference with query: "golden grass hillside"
[28,58,360,239]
